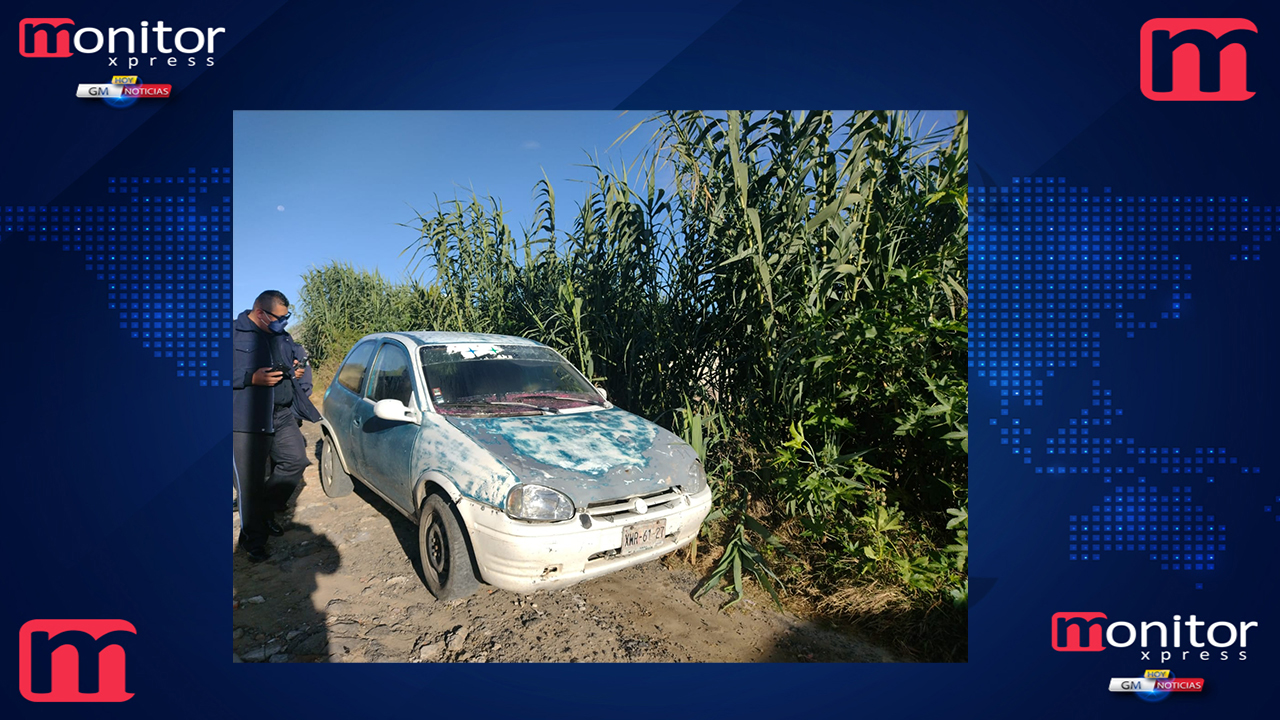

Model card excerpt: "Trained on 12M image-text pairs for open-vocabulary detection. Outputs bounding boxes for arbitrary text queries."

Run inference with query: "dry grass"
[817,581,914,618]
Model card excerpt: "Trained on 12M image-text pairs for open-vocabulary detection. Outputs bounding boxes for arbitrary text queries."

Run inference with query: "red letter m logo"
[1052,612,1108,652]
[1141,18,1257,101]
[18,18,75,57]
[18,620,137,702]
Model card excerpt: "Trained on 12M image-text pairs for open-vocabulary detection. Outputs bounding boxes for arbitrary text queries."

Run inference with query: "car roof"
[359,331,548,348]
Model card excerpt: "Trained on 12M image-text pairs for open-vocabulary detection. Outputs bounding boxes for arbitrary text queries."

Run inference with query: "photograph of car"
[317,331,714,600]
[233,110,966,663]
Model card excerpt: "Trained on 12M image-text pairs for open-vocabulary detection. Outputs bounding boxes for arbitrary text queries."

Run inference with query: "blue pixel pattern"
[970,177,1278,584]
[1,168,233,386]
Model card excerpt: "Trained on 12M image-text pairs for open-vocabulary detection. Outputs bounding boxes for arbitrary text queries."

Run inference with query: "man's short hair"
[253,290,290,310]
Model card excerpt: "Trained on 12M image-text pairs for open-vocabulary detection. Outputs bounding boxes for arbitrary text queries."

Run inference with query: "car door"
[326,340,377,476]
[357,340,420,512]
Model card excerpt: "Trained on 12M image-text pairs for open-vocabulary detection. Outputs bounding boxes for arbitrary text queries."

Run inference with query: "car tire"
[318,432,354,498]
[417,492,479,601]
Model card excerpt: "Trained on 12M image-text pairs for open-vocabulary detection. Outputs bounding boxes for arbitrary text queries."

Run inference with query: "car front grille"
[583,486,685,521]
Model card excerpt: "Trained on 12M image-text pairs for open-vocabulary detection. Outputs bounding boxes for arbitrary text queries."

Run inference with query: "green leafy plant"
[693,505,789,610]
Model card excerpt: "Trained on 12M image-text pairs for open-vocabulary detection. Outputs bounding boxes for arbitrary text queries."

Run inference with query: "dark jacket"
[232,310,275,433]
[282,332,323,423]
[232,311,323,432]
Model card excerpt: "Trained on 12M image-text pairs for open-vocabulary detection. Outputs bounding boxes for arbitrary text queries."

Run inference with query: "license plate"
[621,518,667,555]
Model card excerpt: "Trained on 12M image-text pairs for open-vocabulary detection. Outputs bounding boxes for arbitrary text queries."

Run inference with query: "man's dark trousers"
[233,430,274,552]
[265,405,309,513]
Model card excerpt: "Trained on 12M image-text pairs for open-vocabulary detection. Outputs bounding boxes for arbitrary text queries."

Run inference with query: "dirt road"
[232,421,897,663]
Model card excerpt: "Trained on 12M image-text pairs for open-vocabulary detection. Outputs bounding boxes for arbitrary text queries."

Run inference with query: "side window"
[336,342,377,394]
[369,343,414,406]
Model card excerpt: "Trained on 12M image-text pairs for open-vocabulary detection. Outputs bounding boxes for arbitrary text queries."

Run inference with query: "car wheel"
[417,492,479,601]
[318,433,354,498]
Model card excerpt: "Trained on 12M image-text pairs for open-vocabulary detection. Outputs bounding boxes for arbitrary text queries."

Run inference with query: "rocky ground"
[232,421,898,663]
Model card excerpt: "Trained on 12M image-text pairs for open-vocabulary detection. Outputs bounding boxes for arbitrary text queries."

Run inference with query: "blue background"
[3,0,1276,717]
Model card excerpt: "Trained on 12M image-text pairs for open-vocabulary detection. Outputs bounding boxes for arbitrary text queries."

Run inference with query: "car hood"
[443,408,699,506]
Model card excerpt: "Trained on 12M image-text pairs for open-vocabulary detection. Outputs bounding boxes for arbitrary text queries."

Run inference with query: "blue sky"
[233,110,957,318]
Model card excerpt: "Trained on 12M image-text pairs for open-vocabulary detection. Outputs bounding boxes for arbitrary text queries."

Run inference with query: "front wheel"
[417,493,479,601]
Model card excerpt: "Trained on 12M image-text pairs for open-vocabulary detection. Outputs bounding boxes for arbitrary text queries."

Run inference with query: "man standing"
[233,290,316,562]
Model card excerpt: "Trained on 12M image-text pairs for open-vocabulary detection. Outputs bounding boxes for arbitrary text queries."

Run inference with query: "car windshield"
[419,343,603,415]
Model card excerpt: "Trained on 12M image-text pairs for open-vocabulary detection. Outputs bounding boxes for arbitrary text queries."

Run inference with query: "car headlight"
[504,484,575,522]
[684,457,708,495]
[669,443,707,495]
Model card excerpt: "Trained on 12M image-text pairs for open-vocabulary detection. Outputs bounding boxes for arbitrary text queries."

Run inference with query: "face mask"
[257,308,290,334]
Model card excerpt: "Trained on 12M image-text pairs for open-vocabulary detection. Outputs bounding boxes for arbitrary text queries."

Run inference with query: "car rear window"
[337,341,377,394]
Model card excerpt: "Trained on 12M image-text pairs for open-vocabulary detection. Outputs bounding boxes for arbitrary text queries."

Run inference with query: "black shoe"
[238,541,269,563]
[267,518,286,537]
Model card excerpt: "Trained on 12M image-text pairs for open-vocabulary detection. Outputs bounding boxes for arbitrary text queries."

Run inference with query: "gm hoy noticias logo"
[1140,18,1257,101]
[18,18,223,68]
[1109,670,1205,703]
[18,620,137,702]
[77,75,172,108]
[1052,612,1258,662]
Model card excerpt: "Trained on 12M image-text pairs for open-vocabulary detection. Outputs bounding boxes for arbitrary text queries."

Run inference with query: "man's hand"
[252,367,285,386]
[293,359,305,379]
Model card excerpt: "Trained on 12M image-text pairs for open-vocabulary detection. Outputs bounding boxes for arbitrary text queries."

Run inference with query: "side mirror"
[595,386,608,401]
[373,398,420,424]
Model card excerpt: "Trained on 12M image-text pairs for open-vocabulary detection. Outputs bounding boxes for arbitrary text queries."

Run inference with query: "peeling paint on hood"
[444,408,699,506]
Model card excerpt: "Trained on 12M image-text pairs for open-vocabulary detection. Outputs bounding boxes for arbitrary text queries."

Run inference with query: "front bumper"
[456,485,713,592]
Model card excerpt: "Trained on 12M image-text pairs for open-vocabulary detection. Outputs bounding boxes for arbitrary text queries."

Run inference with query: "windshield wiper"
[438,399,558,414]
[513,393,606,407]
[489,399,559,413]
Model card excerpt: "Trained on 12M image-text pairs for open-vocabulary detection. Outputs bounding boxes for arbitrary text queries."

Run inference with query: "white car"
[318,332,713,600]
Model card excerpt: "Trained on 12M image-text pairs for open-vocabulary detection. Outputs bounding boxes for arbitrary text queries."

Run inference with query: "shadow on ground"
[232,513,340,662]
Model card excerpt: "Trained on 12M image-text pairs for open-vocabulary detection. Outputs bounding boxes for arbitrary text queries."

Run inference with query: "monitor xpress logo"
[19,18,223,68]
[1140,18,1257,101]
[18,620,137,702]
[1052,612,1258,661]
